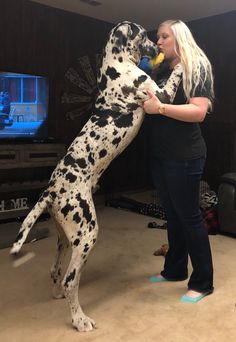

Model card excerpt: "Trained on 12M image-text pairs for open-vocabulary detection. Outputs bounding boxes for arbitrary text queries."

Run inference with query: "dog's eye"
[138,33,144,41]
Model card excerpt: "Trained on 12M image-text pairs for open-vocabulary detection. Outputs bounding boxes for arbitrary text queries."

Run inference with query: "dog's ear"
[129,23,141,40]
[109,22,143,55]
[112,23,130,48]
[113,22,141,48]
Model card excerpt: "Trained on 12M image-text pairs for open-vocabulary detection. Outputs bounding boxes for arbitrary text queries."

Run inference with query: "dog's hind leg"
[61,201,99,331]
[50,218,69,299]
[62,239,97,331]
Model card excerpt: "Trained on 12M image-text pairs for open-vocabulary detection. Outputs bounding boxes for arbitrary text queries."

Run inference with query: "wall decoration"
[61,54,102,120]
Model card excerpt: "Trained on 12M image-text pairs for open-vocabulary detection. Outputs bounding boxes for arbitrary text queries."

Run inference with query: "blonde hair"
[159,20,214,109]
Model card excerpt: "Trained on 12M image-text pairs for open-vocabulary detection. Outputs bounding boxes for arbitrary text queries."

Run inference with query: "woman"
[143,20,214,303]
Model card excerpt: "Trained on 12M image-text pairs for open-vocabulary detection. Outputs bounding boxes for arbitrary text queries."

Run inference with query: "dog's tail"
[10,190,51,255]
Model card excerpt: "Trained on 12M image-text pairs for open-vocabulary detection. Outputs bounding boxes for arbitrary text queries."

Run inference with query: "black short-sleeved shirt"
[146,66,211,161]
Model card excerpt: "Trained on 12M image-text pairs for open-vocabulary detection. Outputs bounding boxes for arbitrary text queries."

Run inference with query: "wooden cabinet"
[0,143,66,220]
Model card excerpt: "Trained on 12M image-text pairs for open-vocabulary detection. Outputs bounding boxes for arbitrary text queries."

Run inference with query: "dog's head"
[105,21,158,64]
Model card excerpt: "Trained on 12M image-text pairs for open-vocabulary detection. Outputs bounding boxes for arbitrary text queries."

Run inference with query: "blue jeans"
[151,157,214,293]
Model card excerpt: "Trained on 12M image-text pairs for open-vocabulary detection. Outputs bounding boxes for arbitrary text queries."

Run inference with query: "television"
[0,71,49,142]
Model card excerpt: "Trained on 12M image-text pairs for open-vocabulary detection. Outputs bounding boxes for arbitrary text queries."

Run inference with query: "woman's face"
[156,25,179,65]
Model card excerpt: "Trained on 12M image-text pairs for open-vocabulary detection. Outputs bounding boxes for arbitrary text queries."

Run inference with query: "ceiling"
[30,0,236,30]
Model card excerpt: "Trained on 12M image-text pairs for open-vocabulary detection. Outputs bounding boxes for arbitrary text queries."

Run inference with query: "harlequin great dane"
[10,21,183,332]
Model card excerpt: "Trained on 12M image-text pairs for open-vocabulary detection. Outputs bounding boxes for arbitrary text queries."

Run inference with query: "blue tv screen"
[0,71,49,141]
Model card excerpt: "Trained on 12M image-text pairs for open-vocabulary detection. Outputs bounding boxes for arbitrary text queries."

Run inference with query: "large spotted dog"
[10,21,182,332]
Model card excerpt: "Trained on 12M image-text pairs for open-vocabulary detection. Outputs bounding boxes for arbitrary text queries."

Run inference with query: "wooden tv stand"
[0,143,66,220]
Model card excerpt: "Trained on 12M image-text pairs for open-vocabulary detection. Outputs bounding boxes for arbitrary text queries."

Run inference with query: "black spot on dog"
[133,75,148,87]
[64,268,76,288]
[88,153,95,165]
[77,196,92,223]
[83,243,90,253]
[89,220,96,232]
[65,172,77,183]
[90,115,100,123]
[67,146,74,153]
[50,191,57,199]
[127,103,140,111]
[95,117,109,128]
[60,188,66,194]
[106,66,121,80]
[61,203,74,217]
[77,130,86,137]
[118,56,123,62]
[43,190,49,198]
[110,104,125,112]
[73,212,81,223]
[14,230,24,243]
[60,168,68,175]
[115,114,133,128]
[112,46,120,54]
[121,86,137,97]
[98,74,107,91]
[48,180,55,187]
[38,197,43,204]
[117,97,126,104]
[73,238,81,246]
[112,137,121,147]
[115,30,128,46]
[96,96,106,105]
[99,149,107,158]
[77,158,87,169]
[64,154,76,167]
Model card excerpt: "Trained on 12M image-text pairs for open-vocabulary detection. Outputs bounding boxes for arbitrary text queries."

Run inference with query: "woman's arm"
[143,90,209,123]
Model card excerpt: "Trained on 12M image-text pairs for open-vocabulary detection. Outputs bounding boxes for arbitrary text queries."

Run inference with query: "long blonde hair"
[159,20,214,109]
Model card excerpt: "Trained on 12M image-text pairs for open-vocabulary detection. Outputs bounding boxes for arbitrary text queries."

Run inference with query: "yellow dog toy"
[138,52,165,73]
[149,52,165,70]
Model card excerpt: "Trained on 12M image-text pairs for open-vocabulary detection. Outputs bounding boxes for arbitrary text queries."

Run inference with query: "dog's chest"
[97,64,145,113]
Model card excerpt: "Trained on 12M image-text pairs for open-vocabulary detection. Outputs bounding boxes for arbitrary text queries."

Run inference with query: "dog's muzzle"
[140,42,158,59]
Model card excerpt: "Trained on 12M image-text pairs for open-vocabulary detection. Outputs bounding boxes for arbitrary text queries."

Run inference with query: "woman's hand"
[143,90,161,114]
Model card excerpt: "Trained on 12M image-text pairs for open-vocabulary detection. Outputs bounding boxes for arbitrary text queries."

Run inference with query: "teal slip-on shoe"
[149,275,168,283]
[180,291,212,303]
[149,274,188,283]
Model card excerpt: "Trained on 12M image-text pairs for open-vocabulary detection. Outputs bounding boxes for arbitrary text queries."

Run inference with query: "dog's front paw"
[72,314,97,332]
